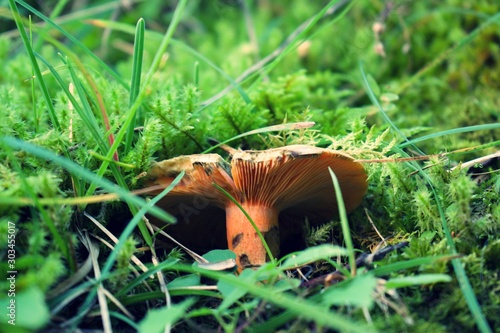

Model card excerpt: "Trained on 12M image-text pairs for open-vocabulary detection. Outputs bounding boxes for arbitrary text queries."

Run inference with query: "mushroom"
[145,145,368,271]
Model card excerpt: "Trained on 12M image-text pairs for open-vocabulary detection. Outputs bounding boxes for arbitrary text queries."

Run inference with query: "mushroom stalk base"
[225,203,280,270]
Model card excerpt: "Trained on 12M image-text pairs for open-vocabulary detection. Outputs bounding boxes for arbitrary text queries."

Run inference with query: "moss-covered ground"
[0,1,499,332]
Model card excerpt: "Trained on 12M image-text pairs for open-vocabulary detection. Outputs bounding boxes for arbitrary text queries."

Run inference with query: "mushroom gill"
[145,145,368,271]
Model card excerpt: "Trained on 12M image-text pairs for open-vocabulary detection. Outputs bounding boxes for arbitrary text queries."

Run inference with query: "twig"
[144,219,171,313]
[100,287,135,320]
[301,242,409,288]
[234,300,268,333]
[450,150,500,171]
[83,232,112,333]
[364,208,387,247]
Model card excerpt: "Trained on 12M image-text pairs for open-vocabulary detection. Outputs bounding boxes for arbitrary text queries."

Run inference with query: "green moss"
[1,1,499,331]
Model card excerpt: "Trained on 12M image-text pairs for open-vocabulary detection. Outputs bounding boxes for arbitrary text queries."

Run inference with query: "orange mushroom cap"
[145,145,368,270]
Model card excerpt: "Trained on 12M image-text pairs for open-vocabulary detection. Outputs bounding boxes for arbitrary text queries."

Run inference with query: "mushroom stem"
[225,203,280,270]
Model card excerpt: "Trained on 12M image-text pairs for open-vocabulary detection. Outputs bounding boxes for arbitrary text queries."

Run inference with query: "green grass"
[1,0,499,332]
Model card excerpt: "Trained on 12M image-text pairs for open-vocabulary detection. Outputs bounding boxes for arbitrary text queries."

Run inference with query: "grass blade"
[1,139,74,270]
[328,167,356,276]
[202,121,315,153]
[0,136,174,223]
[371,254,459,276]
[172,264,377,333]
[86,18,252,107]
[85,0,188,199]
[398,123,500,148]
[396,11,500,94]
[360,64,492,333]
[125,18,145,155]
[8,0,61,130]
[359,61,424,155]
[212,183,276,263]
[15,0,128,87]
[71,171,184,328]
